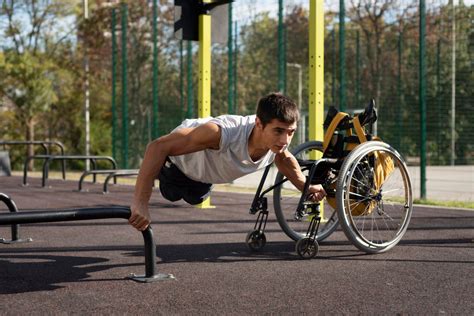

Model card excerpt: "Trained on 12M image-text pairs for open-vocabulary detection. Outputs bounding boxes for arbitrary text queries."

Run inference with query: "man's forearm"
[133,141,166,206]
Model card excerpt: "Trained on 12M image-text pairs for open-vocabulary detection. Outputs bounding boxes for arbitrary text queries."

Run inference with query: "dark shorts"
[158,158,212,205]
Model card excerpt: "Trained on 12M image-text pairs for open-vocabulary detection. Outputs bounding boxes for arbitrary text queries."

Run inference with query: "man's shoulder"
[212,114,256,128]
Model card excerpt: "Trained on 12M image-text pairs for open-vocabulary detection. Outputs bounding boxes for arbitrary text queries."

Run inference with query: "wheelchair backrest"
[322,99,377,159]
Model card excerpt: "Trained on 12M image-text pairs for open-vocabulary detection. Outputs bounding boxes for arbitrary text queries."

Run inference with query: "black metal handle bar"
[79,169,122,191]
[41,155,117,187]
[1,140,66,179]
[0,205,174,283]
[0,193,23,243]
[103,170,139,193]
[0,140,65,155]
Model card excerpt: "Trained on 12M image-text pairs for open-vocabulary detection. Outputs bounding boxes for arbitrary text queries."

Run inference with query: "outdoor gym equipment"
[0,140,67,178]
[0,193,174,283]
[246,101,413,259]
[23,155,117,187]
[0,193,32,244]
[78,169,139,193]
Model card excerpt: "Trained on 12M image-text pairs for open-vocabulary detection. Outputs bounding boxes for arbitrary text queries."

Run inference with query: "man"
[129,92,326,231]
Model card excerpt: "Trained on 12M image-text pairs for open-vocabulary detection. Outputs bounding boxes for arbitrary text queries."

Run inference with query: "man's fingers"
[130,216,150,231]
[137,222,150,231]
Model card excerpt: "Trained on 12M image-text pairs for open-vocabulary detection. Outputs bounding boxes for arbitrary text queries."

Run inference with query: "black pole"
[0,206,174,282]
[0,193,23,243]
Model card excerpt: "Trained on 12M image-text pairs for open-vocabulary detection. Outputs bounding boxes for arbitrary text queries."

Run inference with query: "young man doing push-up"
[129,92,326,231]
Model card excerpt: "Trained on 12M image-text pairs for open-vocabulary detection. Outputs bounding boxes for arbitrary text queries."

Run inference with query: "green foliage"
[0,0,472,171]
[1,51,57,126]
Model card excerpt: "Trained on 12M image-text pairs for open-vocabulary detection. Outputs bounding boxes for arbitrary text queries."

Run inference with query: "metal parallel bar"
[0,141,52,154]
[79,169,138,192]
[37,155,117,188]
[42,156,52,187]
[0,207,131,224]
[0,141,64,156]
[0,193,20,242]
[0,206,173,282]
[103,171,139,193]
[1,141,67,182]
[91,159,97,183]
[23,155,51,185]
[79,169,120,191]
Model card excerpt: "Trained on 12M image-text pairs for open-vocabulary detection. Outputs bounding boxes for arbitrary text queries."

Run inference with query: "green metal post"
[227,2,234,114]
[278,0,284,92]
[186,41,193,118]
[152,0,159,139]
[121,3,128,169]
[436,39,441,160]
[111,8,117,160]
[234,21,238,114]
[397,31,403,151]
[339,0,346,111]
[283,25,287,95]
[180,41,184,120]
[356,30,360,107]
[331,29,336,105]
[419,0,427,199]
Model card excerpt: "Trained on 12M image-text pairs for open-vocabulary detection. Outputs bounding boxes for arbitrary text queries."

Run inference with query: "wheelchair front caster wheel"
[246,230,266,251]
[296,237,319,259]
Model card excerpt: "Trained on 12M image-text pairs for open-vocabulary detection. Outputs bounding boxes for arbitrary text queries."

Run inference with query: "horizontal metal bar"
[27,155,115,160]
[0,206,130,225]
[103,172,139,193]
[0,206,171,281]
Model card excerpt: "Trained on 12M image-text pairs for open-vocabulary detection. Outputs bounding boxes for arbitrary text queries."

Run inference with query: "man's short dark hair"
[256,92,300,127]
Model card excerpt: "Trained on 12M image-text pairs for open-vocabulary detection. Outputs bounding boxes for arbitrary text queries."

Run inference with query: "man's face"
[259,118,297,154]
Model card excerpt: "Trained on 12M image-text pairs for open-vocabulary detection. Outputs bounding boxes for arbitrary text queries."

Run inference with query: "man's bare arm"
[129,123,221,231]
[274,150,326,201]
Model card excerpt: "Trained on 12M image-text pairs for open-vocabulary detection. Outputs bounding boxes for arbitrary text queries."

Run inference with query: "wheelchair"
[246,100,413,259]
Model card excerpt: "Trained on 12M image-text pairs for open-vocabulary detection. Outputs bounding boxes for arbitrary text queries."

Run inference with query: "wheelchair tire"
[336,141,413,253]
[246,230,266,251]
[274,141,339,242]
[296,237,319,259]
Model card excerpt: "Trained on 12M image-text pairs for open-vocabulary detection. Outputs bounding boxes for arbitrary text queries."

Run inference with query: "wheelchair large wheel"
[274,141,339,242]
[336,141,413,253]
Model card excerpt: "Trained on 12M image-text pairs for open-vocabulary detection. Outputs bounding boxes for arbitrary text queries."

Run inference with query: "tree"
[0,0,77,168]
[0,51,57,164]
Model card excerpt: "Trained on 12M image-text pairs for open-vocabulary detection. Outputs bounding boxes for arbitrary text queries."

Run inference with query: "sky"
[234,0,473,22]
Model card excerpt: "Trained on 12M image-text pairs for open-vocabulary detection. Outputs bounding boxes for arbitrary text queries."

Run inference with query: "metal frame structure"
[0,194,174,283]
[0,140,67,177]
[23,155,117,187]
[103,170,139,193]
[77,168,139,193]
[78,169,121,191]
[0,193,32,244]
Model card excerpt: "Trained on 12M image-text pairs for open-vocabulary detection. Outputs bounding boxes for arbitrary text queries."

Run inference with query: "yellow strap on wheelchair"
[353,115,394,191]
[323,112,350,152]
[352,116,368,143]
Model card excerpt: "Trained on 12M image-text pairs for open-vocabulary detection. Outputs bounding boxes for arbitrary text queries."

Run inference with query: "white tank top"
[169,115,276,184]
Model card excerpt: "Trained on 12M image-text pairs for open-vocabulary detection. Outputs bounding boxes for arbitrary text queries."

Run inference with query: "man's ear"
[255,117,264,130]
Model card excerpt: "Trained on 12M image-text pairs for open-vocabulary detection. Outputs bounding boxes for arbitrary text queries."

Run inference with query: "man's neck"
[248,126,269,162]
